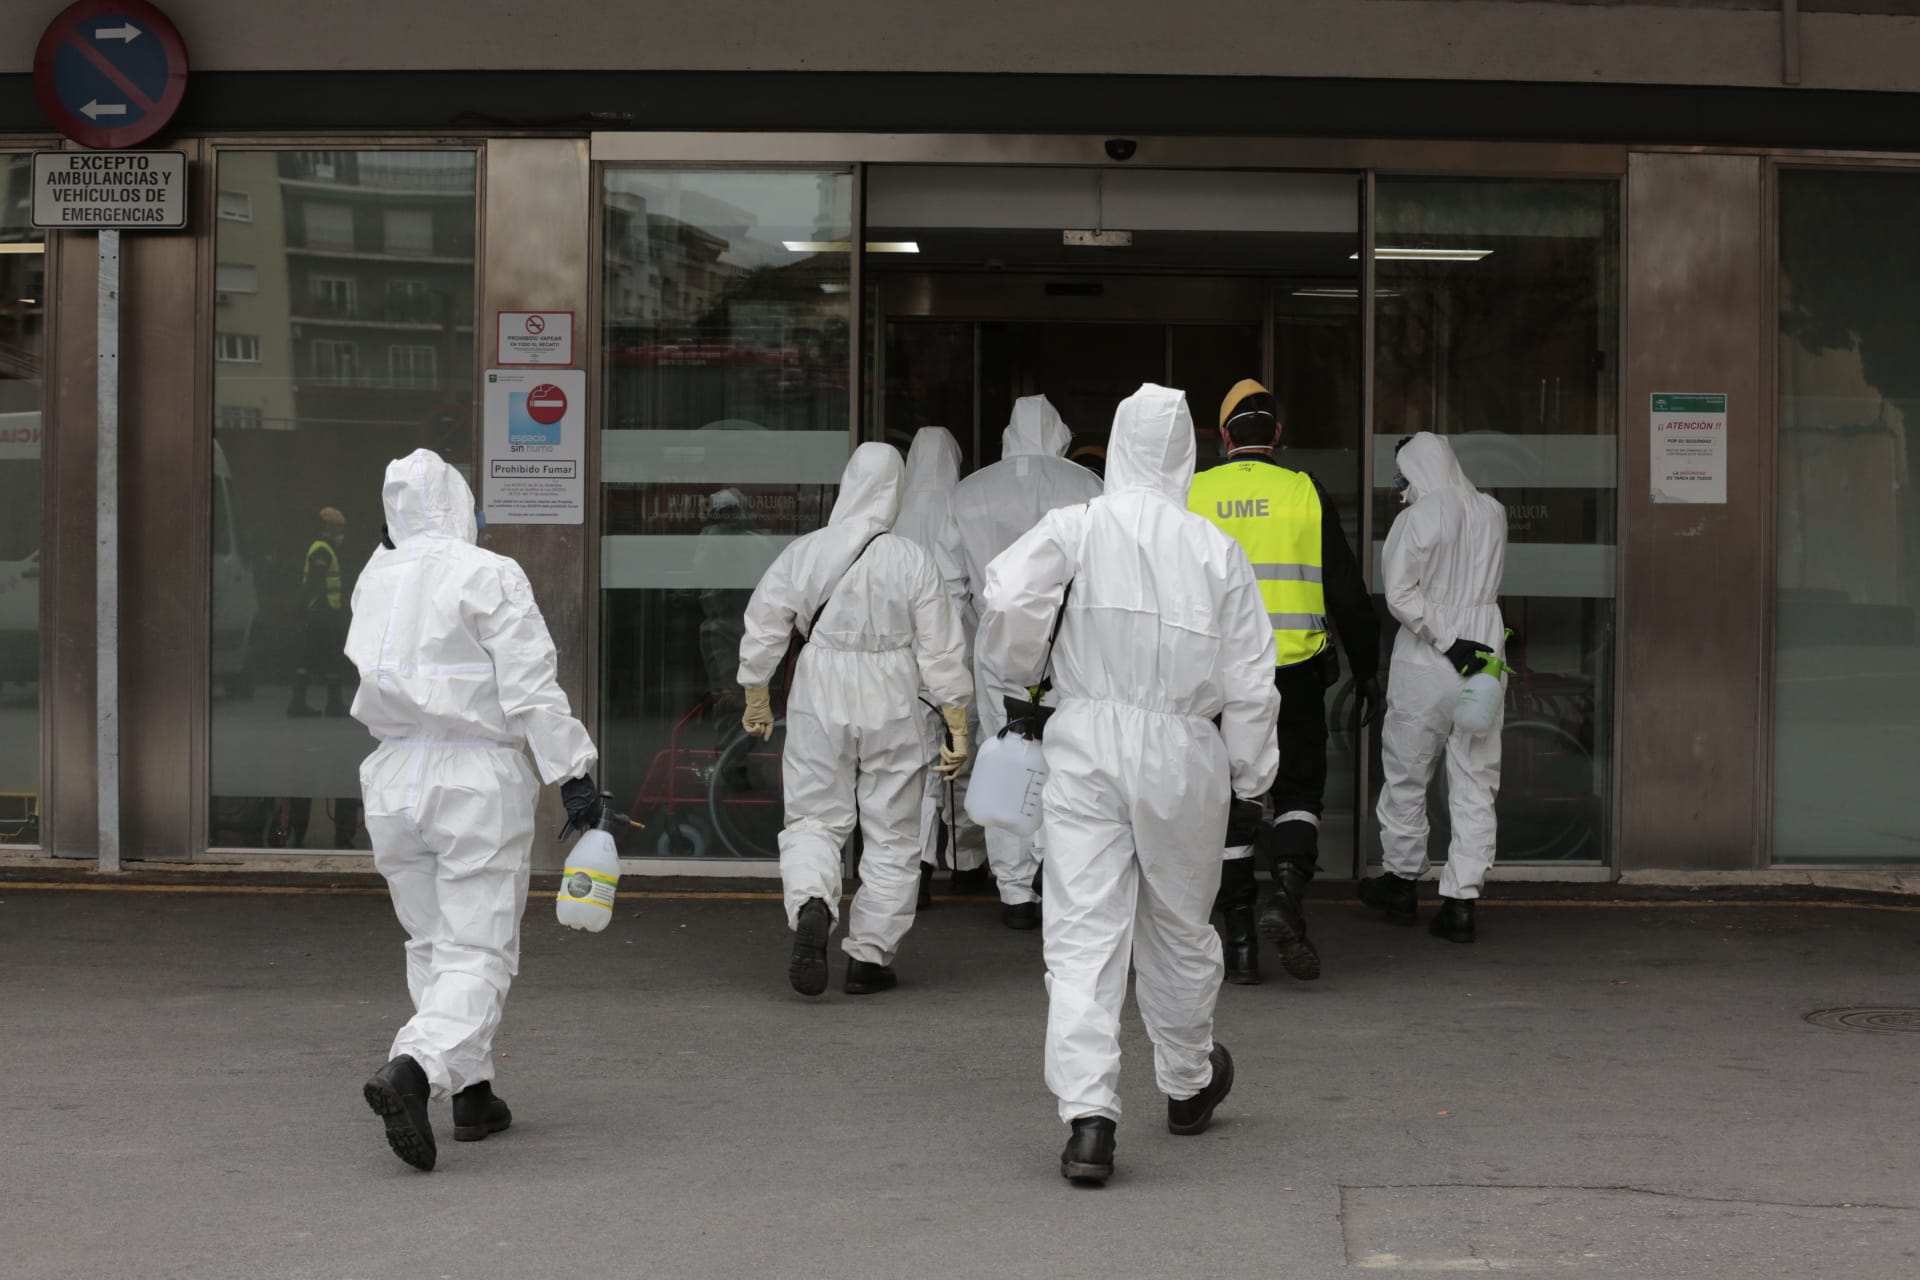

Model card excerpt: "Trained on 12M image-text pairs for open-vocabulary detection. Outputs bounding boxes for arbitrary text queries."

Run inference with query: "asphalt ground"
[3,881,1918,1279]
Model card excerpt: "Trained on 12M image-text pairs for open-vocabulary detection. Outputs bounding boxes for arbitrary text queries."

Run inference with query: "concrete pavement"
[2,883,1918,1279]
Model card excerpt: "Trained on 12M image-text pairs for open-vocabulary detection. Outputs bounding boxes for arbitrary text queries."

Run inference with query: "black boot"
[1358,871,1420,925]
[789,897,832,997]
[363,1054,436,1171]
[1429,896,1476,943]
[1060,1116,1117,1186]
[845,957,898,994]
[452,1080,512,1142]
[1258,861,1322,982]
[1167,1043,1236,1136]
[286,675,316,718]
[949,865,995,895]
[1216,858,1261,985]
[1001,901,1041,931]
[917,864,934,911]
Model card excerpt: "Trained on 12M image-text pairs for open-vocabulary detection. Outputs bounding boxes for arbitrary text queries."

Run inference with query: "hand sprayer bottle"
[966,695,1052,837]
[1452,640,1514,735]
[556,795,625,932]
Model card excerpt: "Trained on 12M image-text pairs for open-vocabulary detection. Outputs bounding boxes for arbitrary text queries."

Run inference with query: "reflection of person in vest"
[288,506,350,718]
[1189,380,1382,985]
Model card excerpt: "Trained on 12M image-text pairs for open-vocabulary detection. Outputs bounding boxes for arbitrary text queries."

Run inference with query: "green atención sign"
[1651,393,1727,414]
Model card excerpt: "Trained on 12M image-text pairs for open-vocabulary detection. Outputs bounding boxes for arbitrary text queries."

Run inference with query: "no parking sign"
[33,0,190,150]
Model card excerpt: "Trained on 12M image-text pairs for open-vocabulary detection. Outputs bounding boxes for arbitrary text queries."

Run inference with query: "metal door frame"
[0,140,61,854]
[591,132,1627,879]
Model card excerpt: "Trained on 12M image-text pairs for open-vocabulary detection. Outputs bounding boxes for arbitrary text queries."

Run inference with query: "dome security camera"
[1104,138,1138,162]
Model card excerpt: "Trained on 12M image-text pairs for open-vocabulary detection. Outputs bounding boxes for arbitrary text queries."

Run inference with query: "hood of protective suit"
[382,448,478,544]
[1103,383,1195,501]
[1002,395,1071,459]
[828,441,905,529]
[1396,431,1474,503]
[904,426,962,493]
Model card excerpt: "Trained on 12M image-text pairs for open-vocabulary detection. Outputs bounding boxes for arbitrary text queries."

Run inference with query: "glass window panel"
[216,332,262,363]
[387,344,436,388]
[0,155,45,845]
[600,169,853,859]
[302,202,354,251]
[1774,168,1920,864]
[216,263,259,295]
[383,208,434,257]
[308,274,356,315]
[1370,178,1619,866]
[209,149,476,850]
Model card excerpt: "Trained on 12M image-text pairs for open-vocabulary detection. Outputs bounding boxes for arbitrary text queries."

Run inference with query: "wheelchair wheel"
[1426,718,1597,861]
[708,723,785,859]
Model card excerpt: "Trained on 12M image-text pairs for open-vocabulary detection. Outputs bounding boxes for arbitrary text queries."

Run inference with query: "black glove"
[1002,693,1056,739]
[1225,797,1266,847]
[1443,639,1494,676]
[560,775,604,838]
[1352,676,1385,730]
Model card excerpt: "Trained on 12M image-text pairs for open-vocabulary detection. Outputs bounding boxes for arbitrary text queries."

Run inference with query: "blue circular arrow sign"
[34,0,190,150]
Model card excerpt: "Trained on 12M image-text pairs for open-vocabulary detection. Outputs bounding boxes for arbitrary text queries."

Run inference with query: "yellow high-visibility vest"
[307,539,343,611]
[1189,460,1327,667]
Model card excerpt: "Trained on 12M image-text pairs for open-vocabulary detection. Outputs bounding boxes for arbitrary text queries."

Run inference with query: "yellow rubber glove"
[741,686,775,741]
[935,704,970,779]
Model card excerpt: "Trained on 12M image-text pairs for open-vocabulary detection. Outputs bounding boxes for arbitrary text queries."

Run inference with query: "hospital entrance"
[596,163,1615,881]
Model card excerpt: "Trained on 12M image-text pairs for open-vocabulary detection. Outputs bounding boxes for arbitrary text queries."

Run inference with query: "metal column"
[95,228,119,873]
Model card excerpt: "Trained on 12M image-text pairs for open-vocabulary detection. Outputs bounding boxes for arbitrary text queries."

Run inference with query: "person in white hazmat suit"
[950,394,1103,928]
[891,427,991,907]
[1357,432,1508,944]
[737,442,972,998]
[978,384,1280,1186]
[350,449,602,1173]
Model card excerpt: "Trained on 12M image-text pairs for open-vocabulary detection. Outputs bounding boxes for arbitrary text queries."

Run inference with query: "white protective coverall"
[979,385,1279,1123]
[348,449,597,1098]
[1376,432,1509,900]
[892,427,988,875]
[949,396,1103,904]
[737,442,972,965]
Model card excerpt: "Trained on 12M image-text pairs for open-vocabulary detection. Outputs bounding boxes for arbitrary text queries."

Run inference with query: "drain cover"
[1804,1006,1920,1034]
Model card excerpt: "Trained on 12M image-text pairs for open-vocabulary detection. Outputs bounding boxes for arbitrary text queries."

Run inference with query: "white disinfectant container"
[966,730,1050,836]
[1453,652,1513,735]
[556,809,623,932]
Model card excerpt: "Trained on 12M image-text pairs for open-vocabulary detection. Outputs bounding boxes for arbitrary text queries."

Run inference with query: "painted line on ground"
[0,882,1916,912]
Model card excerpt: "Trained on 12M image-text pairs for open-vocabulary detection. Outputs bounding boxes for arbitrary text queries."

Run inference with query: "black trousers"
[1265,657,1334,876]
[1219,657,1336,914]
[1271,658,1332,821]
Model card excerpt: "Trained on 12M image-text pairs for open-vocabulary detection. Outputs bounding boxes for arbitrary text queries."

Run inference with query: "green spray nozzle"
[1469,651,1513,679]
[1471,630,1515,679]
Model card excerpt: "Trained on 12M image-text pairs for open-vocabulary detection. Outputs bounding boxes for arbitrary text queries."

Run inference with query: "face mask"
[474,509,488,534]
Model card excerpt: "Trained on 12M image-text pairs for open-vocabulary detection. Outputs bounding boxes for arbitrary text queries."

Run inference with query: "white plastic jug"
[965,730,1049,836]
[556,828,620,932]
[1452,653,1512,735]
